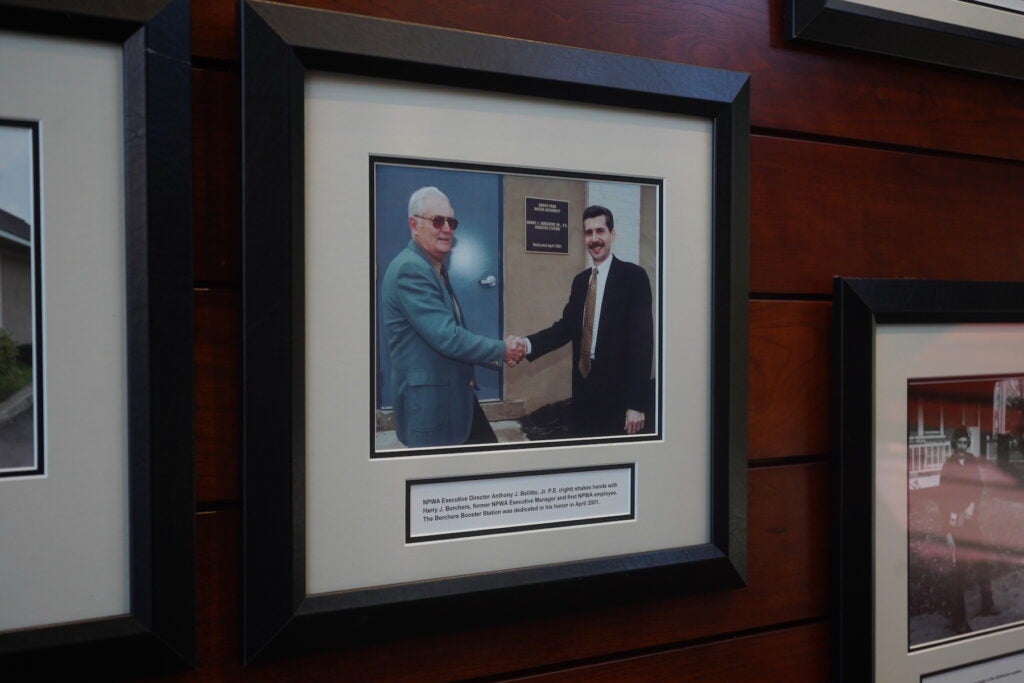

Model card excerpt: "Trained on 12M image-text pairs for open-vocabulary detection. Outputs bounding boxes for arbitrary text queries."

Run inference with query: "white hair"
[408,186,450,217]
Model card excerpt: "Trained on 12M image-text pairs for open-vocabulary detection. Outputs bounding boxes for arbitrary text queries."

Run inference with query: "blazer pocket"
[407,369,449,433]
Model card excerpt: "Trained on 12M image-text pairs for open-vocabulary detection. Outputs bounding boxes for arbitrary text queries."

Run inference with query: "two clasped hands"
[502,335,529,367]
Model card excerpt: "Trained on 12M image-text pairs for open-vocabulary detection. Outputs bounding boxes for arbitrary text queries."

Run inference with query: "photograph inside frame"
[907,373,1024,649]
[967,0,1024,15]
[0,121,39,477]
[372,158,661,456]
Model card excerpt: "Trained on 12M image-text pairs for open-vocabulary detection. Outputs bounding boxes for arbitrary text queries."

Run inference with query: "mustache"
[587,240,606,248]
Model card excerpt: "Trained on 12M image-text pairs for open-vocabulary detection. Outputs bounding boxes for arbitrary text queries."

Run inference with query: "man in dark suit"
[520,205,654,437]
[937,425,998,634]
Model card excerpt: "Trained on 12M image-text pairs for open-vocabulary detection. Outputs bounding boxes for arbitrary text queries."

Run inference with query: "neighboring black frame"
[787,0,1024,81]
[832,278,1024,682]
[242,0,749,664]
[0,0,194,672]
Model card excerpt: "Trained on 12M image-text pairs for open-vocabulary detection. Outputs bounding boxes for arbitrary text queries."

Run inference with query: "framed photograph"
[833,278,1024,682]
[0,119,40,477]
[786,0,1024,81]
[242,0,749,662]
[0,0,193,669]
[371,158,664,457]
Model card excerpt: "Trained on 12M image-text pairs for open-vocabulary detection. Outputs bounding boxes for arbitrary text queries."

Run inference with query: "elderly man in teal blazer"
[381,186,523,448]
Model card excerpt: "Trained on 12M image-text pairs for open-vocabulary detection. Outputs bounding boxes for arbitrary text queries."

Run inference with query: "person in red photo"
[937,425,999,634]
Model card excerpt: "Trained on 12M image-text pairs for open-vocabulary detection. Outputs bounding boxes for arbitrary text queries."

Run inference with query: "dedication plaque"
[408,465,635,541]
[924,650,1024,683]
[524,197,569,254]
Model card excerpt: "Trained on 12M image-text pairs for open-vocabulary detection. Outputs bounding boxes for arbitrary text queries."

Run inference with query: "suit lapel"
[408,240,461,327]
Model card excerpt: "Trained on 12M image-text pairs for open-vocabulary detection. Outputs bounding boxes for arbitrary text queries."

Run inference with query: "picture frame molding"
[787,0,1024,81]
[242,0,749,663]
[0,0,194,670]
[832,277,1024,682]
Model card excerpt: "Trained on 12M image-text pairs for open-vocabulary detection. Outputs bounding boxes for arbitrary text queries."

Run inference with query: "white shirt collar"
[592,255,613,276]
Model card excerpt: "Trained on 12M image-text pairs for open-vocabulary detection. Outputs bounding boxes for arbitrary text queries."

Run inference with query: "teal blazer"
[381,240,504,447]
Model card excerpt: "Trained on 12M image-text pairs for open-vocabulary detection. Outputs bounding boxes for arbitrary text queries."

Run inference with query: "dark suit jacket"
[527,256,654,434]
[938,453,983,535]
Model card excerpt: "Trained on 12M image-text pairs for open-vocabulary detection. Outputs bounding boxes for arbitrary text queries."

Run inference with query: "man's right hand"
[504,336,526,366]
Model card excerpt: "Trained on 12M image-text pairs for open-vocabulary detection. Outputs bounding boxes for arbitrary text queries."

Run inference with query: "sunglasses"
[415,214,459,230]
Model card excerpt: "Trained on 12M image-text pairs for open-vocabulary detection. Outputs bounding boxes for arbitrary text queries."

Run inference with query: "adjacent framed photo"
[786,0,1024,81]
[833,278,1024,681]
[0,0,193,670]
[242,1,749,662]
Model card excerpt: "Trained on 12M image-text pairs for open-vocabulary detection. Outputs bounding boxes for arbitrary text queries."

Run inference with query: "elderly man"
[519,205,653,437]
[381,186,522,448]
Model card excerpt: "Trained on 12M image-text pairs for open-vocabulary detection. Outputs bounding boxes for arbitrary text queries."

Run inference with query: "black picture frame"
[0,0,194,672]
[832,277,1024,682]
[787,0,1024,81]
[242,0,749,663]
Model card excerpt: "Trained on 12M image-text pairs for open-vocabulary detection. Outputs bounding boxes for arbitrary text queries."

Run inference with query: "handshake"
[503,335,529,367]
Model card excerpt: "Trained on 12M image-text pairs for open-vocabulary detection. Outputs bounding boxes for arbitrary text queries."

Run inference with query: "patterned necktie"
[578,267,598,378]
[440,266,463,326]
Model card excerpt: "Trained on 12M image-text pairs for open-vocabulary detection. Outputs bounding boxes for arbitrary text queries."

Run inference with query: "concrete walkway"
[0,390,34,470]
[375,419,528,451]
[0,385,32,428]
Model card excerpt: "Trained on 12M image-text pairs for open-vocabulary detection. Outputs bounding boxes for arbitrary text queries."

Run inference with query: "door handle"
[478,275,497,288]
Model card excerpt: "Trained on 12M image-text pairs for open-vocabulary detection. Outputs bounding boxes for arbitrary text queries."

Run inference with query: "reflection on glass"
[907,374,1024,648]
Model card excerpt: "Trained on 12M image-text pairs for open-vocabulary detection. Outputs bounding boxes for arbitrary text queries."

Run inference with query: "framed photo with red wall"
[833,277,1024,682]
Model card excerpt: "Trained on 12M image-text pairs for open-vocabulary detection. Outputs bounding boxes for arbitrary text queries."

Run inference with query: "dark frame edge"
[124,0,196,667]
[831,277,876,683]
[0,0,195,669]
[240,0,307,664]
[717,76,751,586]
[247,0,749,115]
[786,0,1024,82]
[240,0,750,664]
[249,545,746,663]
[0,0,169,40]
[829,277,1024,683]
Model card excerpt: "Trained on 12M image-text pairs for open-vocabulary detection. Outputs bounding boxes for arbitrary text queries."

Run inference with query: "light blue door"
[374,163,503,409]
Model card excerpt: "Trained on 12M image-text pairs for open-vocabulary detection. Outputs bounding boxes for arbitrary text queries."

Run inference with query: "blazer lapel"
[408,240,461,326]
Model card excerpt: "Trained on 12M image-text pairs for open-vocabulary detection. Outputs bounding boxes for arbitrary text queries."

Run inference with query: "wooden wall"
[188,0,1024,680]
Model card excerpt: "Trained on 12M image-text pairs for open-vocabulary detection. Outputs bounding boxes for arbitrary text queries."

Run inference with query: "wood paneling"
[210,0,1024,161]
[195,288,239,502]
[751,134,1024,294]
[195,510,239,674]
[193,68,239,283]
[191,0,237,63]
[173,0,1024,679]
[507,621,830,682]
[750,301,830,460]
[181,464,826,681]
